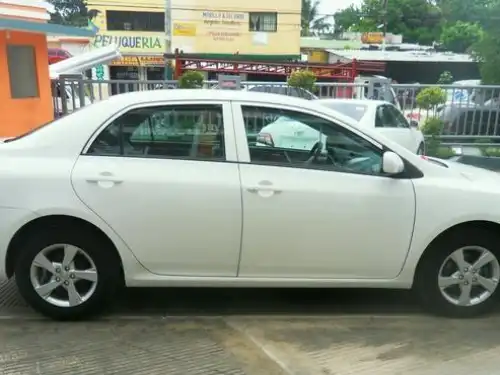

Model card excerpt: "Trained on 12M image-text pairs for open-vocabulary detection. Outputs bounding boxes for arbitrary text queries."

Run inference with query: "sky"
[318,0,362,16]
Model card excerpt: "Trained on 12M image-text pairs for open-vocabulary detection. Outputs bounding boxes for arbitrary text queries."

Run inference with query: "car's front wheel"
[415,228,500,318]
[14,227,120,320]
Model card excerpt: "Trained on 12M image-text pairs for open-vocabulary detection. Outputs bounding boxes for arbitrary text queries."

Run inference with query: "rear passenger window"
[86,104,225,160]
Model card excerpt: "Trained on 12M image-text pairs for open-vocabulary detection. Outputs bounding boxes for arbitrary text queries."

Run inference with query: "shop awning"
[0,18,95,37]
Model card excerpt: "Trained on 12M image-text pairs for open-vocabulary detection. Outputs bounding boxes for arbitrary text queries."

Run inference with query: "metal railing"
[51,78,500,148]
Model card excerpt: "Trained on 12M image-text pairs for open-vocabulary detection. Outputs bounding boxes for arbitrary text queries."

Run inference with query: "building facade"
[172,0,301,60]
[85,0,166,88]
[85,0,301,83]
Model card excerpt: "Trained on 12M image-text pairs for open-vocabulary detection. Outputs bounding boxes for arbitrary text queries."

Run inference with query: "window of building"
[249,12,277,32]
[7,44,39,99]
[87,104,225,160]
[106,10,164,32]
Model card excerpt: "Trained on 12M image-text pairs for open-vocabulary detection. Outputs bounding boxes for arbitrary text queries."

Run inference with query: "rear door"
[375,104,416,152]
[71,101,243,277]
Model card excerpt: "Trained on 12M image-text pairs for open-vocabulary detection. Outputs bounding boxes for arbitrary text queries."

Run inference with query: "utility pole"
[381,0,388,51]
[164,0,173,80]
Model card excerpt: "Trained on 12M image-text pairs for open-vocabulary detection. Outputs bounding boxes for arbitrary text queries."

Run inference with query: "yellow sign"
[361,32,384,44]
[173,22,197,37]
[110,56,165,67]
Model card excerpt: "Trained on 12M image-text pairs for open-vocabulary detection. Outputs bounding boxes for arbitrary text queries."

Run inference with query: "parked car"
[257,99,425,154]
[2,89,500,320]
[247,85,317,100]
[212,83,318,100]
[438,105,500,137]
[317,99,425,154]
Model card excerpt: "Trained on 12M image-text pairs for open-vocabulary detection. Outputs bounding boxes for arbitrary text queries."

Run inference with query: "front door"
[71,101,242,276]
[232,102,416,279]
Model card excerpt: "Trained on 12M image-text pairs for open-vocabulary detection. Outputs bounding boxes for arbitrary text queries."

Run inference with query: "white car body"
[1,89,500,319]
[259,99,424,154]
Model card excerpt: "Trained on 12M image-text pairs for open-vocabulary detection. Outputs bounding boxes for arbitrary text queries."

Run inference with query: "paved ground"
[1,280,500,375]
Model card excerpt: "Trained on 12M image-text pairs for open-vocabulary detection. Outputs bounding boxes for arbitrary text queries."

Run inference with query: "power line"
[88,2,337,16]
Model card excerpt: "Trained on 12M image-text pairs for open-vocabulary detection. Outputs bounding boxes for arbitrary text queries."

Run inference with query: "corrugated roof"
[300,37,362,50]
[326,49,474,62]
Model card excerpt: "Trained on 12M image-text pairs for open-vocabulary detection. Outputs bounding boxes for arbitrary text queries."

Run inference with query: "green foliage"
[48,0,93,27]
[178,71,204,89]
[416,87,447,110]
[334,0,443,44]
[473,32,500,84]
[333,5,362,33]
[440,21,483,53]
[420,117,445,137]
[437,71,454,84]
[431,146,456,159]
[287,70,316,92]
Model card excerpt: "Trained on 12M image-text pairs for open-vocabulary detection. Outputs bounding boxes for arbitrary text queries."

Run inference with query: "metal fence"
[52,77,500,148]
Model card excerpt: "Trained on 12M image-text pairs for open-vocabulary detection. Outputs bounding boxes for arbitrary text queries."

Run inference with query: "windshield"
[320,102,368,121]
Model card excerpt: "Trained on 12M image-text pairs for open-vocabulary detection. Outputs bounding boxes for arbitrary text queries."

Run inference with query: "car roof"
[103,89,316,107]
[317,98,385,107]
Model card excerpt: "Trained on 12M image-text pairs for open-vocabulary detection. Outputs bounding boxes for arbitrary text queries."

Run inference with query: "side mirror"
[410,120,419,128]
[382,151,405,175]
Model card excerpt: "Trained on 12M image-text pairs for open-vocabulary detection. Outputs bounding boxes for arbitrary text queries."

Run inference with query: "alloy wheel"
[438,246,500,307]
[29,244,98,308]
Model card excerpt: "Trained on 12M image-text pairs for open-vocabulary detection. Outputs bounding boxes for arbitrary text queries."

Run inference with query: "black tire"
[416,143,425,155]
[414,228,500,318]
[14,227,121,321]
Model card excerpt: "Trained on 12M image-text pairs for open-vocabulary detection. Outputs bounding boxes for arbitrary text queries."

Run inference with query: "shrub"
[178,71,204,89]
[287,70,316,92]
[437,71,454,85]
[416,87,447,110]
[420,117,444,137]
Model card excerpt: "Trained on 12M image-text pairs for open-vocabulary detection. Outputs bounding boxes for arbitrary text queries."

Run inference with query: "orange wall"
[0,30,53,137]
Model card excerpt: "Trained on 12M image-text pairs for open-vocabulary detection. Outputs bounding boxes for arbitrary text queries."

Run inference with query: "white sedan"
[317,99,426,154]
[0,89,499,320]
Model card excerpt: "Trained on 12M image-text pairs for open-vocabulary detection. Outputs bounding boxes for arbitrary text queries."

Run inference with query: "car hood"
[426,157,500,182]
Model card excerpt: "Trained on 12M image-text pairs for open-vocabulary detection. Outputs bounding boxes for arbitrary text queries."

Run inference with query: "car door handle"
[85,172,123,184]
[246,186,282,193]
[245,180,281,194]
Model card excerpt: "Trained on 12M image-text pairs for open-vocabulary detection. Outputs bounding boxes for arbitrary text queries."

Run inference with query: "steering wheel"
[305,142,323,164]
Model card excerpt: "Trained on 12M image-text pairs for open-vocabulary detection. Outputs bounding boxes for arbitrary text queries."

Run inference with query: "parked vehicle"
[2,90,500,320]
[317,99,425,154]
[439,105,500,137]
[247,85,317,100]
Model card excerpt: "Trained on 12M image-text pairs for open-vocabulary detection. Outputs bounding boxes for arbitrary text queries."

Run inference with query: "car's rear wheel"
[14,228,120,320]
[414,228,500,318]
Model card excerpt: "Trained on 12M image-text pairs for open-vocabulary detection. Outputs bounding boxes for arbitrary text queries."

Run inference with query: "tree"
[48,0,93,27]
[471,0,500,83]
[333,5,362,33]
[301,0,331,36]
[438,0,491,24]
[351,0,443,44]
[440,21,483,53]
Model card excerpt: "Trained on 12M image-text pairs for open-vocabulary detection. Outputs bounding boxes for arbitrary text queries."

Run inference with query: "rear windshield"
[320,102,368,121]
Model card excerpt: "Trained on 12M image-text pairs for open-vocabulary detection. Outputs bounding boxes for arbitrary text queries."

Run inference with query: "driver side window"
[241,105,383,175]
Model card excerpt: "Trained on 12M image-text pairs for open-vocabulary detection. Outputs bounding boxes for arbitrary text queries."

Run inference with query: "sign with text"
[110,55,165,67]
[173,22,197,37]
[93,33,164,53]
